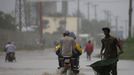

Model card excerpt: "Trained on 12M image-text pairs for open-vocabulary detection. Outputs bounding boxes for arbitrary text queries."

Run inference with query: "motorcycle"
[60,56,79,75]
[6,52,16,62]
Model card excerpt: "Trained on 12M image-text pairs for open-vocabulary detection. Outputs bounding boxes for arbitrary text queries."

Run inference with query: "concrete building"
[42,16,78,34]
[24,0,78,35]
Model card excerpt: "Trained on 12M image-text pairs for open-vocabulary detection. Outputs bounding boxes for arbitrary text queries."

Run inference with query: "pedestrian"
[100,27,124,75]
[84,40,94,60]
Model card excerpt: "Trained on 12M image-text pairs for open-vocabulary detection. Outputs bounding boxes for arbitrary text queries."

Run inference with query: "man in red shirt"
[84,40,94,60]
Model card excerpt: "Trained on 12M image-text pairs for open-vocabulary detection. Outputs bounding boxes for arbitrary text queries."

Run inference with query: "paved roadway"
[0,48,134,75]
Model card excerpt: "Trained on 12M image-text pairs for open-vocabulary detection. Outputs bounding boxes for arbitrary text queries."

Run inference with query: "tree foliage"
[0,11,17,30]
[81,19,108,36]
[71,10,109,36]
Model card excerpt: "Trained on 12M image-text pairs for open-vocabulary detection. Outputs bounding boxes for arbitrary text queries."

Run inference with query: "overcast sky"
[0,0,133,22]
[0,0,15,13]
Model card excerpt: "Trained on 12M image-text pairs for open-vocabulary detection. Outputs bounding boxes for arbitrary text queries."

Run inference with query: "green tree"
[0,11,17,30]
[81,19,108,36]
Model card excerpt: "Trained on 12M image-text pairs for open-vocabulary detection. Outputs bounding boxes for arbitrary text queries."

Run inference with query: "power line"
[87,2,91,21]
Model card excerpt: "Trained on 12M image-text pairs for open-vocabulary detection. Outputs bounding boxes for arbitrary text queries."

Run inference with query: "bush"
[120,38,134,60]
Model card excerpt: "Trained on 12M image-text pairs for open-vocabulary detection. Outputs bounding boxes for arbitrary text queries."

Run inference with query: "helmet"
[7,42,11,44]
[63,30,70,36]
[70,32,76,39]
[102,27,110,32]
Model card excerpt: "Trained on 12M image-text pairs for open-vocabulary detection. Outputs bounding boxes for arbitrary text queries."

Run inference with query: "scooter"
[6,52,16,62]
[61,56,79,75]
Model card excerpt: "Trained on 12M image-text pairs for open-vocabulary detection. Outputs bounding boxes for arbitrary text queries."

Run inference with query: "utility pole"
[38,1,43,46]
[108,11,112,27]
[93,4,98,21]
[124,20,129,38]
[77,0,80,36]
[15,0,26,32]
[115,16,119,37]
[103,10,111,28]
[24,0,31,31]
[129,0,133,38]
[87,2,91,21]
[19,0,22,31]
[62,0,68,30]
[62,0,68,17]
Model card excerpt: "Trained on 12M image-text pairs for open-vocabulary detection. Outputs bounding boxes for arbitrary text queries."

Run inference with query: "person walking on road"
[84,40,94,60]
[100,27,124,75]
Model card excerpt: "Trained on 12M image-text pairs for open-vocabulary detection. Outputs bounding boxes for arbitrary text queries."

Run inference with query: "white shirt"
[5,43,16,53]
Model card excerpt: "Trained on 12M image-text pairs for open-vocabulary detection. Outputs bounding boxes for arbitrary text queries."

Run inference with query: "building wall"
[42,17,64,33]
[66,17,77,34]
[42,16,78,35]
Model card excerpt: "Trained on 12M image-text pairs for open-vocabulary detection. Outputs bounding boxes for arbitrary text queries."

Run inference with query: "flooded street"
[0,0,133,75]
[0,49,134,75]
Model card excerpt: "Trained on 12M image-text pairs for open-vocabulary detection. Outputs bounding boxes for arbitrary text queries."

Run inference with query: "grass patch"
[120,38,134,60]
[0,48,3,52]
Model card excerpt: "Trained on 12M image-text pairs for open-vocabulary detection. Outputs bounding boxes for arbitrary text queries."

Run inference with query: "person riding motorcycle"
[55,31,82,70]
[60,31,76,57]
[55,41,63,69]
[4,41,16,62]
[69,32,82,70]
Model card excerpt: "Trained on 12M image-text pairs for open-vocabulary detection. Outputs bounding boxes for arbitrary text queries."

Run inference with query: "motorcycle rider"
[69,32,82,70]
[55,31,76,69]
[55,31,82,71]
[55,40,63,69]
[4,41,16,62]
[60,30,76,57]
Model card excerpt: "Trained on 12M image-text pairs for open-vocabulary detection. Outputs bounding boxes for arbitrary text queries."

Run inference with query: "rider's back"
[5,44,16,53]
[60,36,75,57]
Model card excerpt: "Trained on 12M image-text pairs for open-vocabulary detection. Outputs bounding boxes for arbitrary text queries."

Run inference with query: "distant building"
[42,16,78,35]
[24,0,78,35]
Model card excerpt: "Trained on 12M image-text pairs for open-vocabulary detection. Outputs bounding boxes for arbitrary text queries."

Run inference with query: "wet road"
[0,49,134,75]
